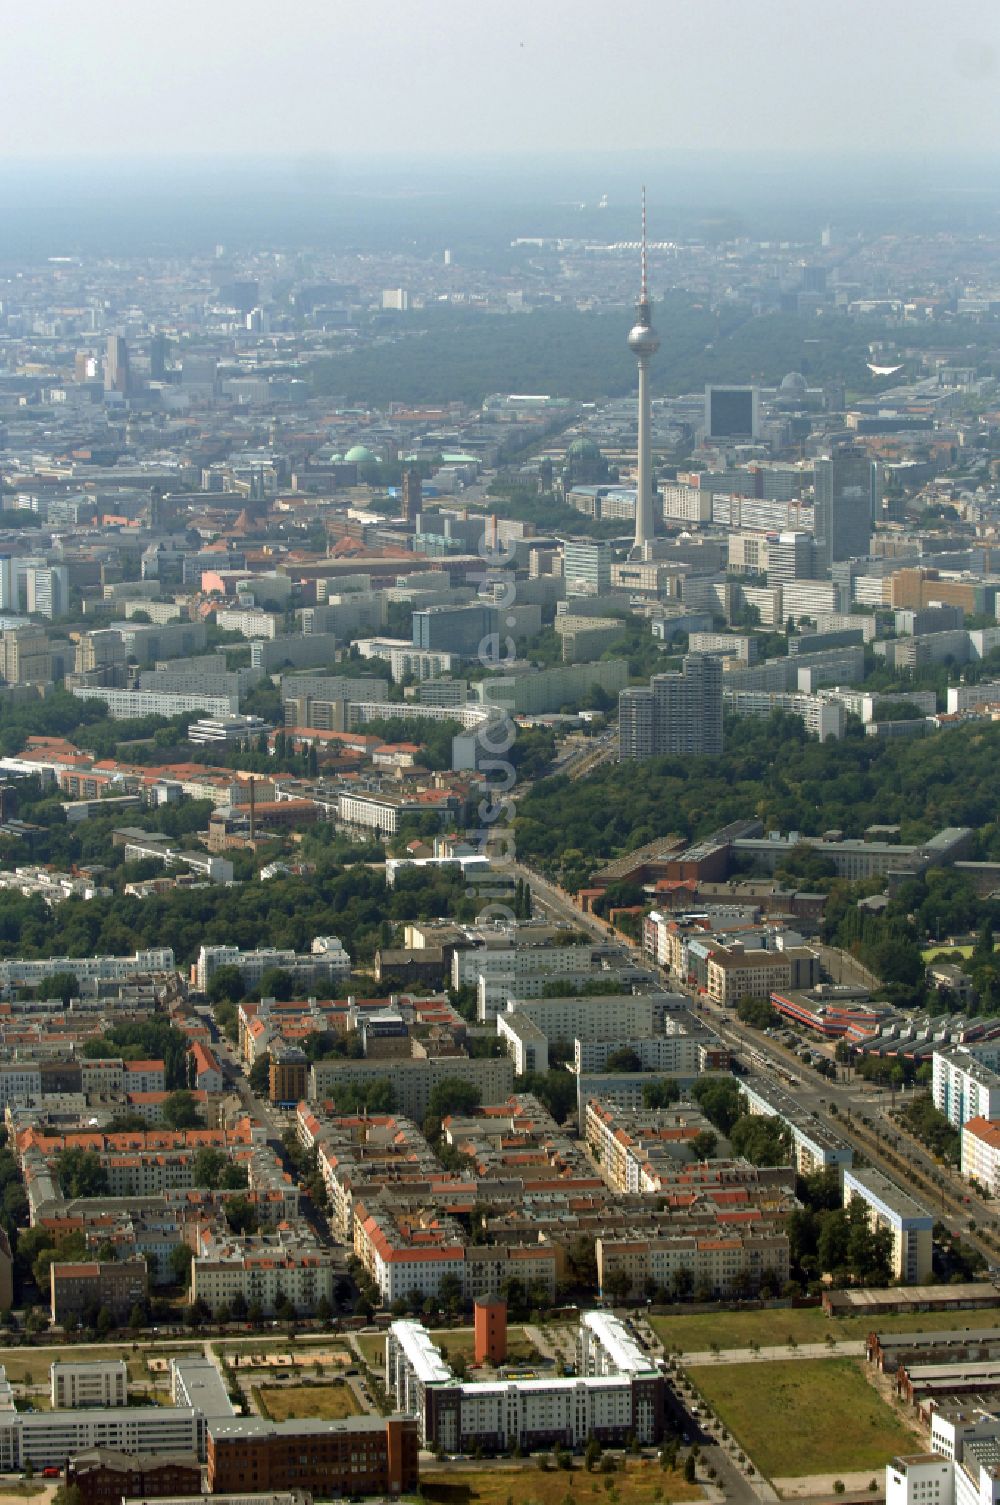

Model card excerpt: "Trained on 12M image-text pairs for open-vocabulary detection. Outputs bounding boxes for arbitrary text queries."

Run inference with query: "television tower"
[628,189,659,557]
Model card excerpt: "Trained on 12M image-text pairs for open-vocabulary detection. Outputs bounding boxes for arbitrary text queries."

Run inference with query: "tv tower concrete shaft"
[628,188,659,557]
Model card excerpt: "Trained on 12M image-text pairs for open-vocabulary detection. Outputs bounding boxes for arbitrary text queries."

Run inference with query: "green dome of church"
[344,444,376,464]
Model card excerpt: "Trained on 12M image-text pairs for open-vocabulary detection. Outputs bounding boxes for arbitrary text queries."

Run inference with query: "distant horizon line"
[0,148,997,167]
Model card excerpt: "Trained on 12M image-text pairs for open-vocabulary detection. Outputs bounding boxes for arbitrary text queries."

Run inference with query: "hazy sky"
[6,0,1000,161]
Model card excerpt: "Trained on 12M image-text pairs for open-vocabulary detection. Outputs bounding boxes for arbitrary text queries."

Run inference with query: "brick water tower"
[474,1295,507,1366]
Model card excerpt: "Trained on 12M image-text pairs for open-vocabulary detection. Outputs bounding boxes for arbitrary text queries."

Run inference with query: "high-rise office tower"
[628,190,659,559]
[813,452,879,572]
[705,385,760,440]
[104,334,130,396]
[619,654,723,761]
[767,531,815,587]
[149,332,169,381]
[24,566,68,620]
[0,556,15,612]
[563,540,612,597]
[401,467,423,526]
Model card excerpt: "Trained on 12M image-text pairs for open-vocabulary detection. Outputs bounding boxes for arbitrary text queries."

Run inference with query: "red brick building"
[474,1296,507,1366]
[66,1448,201,1505]
[207,1415,418,1497]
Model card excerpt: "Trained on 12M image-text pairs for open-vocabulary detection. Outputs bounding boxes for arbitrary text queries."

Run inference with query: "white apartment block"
[740,1076,854,1175]
[336,787,462,836]
[389,647,460,682]
[0,1367,15,1471]
[781,580,841,618]
[356,1214,555,1308]
[191,1243,335,1317]
[502,992,656,1043]
[71,686,237,719]
[660,484,713,524]
[309,1056,514,1123]
[387,1313,663,1452]
[843,1166,933,1283]
[452,941,597,992]
[80,1058,127,1095]
[0,1064,42,1107]
[705,943,819,1005]
[886,1454,956,1505]
[0,948,174,995]
[194,936,350,992]
[961,1118,1000,1194]
[887,1446,1000,1505]
[948,680,1000,714]
[596,1229,789,1300]
[724,689,846,740]
[215,608,281,639]
[123,1060,166,1094]
[453,943,610,1021]
[824,686,937,724]
[50,1360,128,1409]
[934,1046,1000,1127]
[496,1013,549,1075]
[17,1406,200,1470]
[574,1035,703,1074]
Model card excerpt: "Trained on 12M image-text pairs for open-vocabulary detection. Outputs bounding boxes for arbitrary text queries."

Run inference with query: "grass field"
[652,1303,1000,1353]
[255,1382,361,1422]
[0,1343,198,1384]
[694,1358,914,1478]
[412,1461,700,1505]
[921,944,975,962]
[355,1326,546,1371]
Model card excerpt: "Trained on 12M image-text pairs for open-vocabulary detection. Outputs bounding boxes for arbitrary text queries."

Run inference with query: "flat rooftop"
[845,1165,933,1224]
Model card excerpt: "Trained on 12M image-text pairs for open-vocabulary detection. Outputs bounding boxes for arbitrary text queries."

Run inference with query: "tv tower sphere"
[627,314,660,357]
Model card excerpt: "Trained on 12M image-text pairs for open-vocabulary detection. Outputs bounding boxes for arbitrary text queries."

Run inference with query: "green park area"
[693,1358,914,1478]
[255,1382,360,1422]
[412,1460,700,1505]
[652,1302,1000,1354]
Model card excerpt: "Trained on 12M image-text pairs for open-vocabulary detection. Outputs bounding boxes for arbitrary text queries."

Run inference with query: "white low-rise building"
[887,1441,1000,1505]
[51,1359,128,1410]
[18,1406,201,1470]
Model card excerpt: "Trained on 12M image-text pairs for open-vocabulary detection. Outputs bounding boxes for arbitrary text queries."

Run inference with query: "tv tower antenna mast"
[629,187,659,558]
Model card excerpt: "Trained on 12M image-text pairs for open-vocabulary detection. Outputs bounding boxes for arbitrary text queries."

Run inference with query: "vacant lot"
[652,1302,1000,1353]
[414,1461,700,1505]
[255,1382,361,1422]
[694,1358,914,1478]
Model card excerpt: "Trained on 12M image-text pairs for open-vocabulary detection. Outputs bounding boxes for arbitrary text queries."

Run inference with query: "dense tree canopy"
[0,858,479,968]
[516,715,1000,891]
